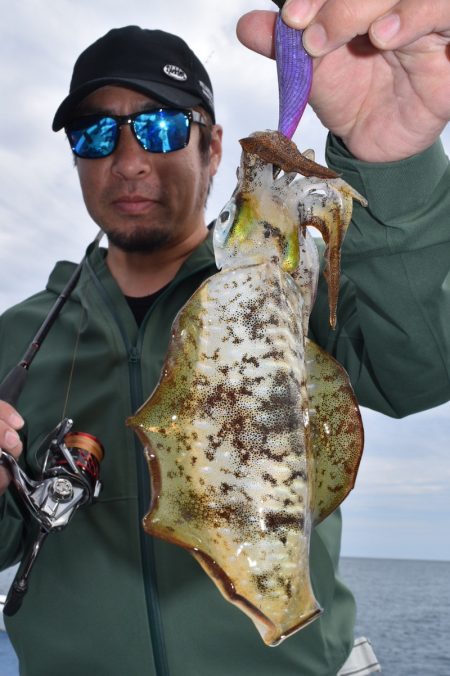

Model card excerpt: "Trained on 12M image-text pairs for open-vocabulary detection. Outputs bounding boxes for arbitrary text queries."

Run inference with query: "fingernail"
[371,13,401,44]
[283,0,312,27]
[5,430,20,448]
[303,22,327,56]
[9,413,24,428]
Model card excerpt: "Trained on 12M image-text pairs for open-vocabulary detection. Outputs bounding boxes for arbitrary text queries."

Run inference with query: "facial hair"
[105,225,173,253]
[105,178,211,253]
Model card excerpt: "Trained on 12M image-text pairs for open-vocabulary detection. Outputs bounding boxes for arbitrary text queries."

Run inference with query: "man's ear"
[208,124,223,178]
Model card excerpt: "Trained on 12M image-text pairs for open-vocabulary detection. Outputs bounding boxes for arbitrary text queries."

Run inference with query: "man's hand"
[237,0,450,162]
[0,402,24,496]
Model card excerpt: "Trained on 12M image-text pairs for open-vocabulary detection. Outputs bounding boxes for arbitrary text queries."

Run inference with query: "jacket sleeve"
[309,135,450,418]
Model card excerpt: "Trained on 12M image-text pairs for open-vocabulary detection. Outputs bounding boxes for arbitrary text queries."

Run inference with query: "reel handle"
[3,530,48,617]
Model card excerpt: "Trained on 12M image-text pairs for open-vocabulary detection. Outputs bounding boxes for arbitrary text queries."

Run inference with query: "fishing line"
[61,304,87,421]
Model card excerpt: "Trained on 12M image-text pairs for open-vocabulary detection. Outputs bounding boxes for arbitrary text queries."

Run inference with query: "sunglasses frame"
[65,108,208,159]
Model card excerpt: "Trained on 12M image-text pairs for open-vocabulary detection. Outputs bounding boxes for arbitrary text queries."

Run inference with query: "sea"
[1,556,449,675]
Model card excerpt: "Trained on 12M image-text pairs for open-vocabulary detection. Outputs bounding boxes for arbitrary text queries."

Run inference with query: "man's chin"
[106,228,171,253]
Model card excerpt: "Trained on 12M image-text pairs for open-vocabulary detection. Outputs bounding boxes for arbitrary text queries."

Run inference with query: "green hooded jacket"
[1,136,449,675]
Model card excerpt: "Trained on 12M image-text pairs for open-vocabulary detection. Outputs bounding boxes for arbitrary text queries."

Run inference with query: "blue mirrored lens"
[68,117,118,158]
[134,110,190,153]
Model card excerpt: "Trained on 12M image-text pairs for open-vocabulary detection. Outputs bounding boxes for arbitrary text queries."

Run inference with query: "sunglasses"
[65,108,208,159]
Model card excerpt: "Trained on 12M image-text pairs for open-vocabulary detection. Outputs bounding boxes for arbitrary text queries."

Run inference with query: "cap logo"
[163,64,188,82]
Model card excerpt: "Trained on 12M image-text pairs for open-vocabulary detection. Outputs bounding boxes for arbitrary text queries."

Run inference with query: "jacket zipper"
[129,345,170,676]
[128,267,214,676]
[85,262,170,676]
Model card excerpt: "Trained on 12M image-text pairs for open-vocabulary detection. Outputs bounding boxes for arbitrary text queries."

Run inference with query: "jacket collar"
[45,228,217,300]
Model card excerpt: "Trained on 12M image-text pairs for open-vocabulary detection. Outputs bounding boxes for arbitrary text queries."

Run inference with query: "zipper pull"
[128,346,140,364]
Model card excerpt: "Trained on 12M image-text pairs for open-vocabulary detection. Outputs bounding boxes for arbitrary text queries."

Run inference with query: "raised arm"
[237,0,450,161]
[310,136,450,417]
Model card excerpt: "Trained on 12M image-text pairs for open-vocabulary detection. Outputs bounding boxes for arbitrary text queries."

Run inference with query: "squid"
[127,10,367,647]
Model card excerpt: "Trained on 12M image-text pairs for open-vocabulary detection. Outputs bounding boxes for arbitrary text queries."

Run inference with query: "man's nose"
[111,124,152,179]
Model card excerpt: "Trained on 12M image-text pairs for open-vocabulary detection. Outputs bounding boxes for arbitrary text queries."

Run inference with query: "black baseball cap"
[52,26,215,131]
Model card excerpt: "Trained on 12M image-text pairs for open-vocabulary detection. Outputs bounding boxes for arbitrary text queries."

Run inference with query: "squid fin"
[306,339,364,524]
[127,291,206,545]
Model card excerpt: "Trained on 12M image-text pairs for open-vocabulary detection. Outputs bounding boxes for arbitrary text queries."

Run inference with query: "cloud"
[341,401,450,560]
[346,403,450,500]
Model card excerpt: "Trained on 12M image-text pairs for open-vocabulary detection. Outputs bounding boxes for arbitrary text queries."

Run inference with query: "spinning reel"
[0,419,103,615]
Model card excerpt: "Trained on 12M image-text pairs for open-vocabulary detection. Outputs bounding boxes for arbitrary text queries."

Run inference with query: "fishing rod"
[0,229,104,406]
[0,230,105,616]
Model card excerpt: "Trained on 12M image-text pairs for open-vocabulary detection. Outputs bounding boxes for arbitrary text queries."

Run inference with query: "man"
[0,12,449,676]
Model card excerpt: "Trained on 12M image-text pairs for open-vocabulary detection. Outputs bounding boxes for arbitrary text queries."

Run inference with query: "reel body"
[0,417,103,615]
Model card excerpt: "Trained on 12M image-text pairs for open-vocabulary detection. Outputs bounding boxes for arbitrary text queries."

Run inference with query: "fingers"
[281,0,450,56]
[237,1,450,60]
[282,0,327,29]
[293,0,397,56]
[369,0,450,49]
[236,11,277,59]
[0,402,24,495]
[0,402,24,455]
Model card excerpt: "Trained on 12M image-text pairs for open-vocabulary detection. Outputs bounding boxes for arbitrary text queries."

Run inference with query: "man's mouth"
[112,195,159,215]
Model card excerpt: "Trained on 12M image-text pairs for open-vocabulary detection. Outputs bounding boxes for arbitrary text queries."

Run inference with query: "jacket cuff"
[325,134,449,222]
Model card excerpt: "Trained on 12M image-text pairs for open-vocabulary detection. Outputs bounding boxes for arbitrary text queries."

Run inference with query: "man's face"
[74,86,222,253]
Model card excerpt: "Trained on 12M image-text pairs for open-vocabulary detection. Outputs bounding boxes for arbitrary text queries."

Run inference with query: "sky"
[0,0,449,563]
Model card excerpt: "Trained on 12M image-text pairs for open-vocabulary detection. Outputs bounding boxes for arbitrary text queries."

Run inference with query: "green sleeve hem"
[325,133,449,222]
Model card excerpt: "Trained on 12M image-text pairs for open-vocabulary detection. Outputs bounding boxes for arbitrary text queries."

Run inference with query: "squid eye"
[214,200,237,246]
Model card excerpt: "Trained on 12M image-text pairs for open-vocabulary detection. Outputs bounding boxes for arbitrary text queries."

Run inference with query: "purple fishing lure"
[275,13,313,139]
